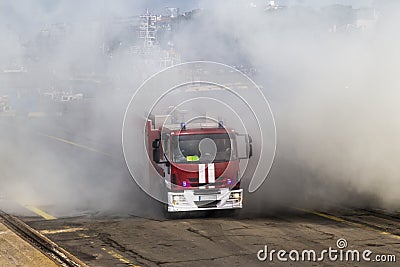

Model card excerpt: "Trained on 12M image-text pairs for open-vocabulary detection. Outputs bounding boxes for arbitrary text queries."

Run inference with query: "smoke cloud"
[188,0,400,211]
[1,0,399,218]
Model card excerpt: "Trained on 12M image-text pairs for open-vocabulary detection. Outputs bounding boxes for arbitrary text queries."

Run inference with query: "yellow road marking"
[38,133,112,157]
[101,247,140,267]
[78,233,91,238]
[40,227,86,235]
[294,207,400,240]
[24,205,57,220]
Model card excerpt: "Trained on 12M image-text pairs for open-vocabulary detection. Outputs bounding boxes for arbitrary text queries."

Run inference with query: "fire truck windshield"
[172,133,236,164]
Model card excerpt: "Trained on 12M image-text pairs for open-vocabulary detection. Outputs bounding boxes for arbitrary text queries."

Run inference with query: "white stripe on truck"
[199,164,206,183]
[207,163,215,183]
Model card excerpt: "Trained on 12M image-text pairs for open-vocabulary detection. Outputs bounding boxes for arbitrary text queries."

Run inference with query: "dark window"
[172,133,237,163]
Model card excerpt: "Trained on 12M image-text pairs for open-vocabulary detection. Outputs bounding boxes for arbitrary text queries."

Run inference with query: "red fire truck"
[147,115,252,212]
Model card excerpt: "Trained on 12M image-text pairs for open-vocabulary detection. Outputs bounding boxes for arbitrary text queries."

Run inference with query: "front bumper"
[167,188,243,212]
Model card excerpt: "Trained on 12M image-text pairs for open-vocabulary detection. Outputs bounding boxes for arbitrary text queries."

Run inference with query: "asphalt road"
[15,208,400,267]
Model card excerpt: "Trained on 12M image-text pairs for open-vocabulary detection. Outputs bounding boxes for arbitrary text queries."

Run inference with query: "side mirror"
[153,145,170,165]
[246,134,253,159]
[153,147,161,163]
[248,143,253,159]
[152,139,160,149]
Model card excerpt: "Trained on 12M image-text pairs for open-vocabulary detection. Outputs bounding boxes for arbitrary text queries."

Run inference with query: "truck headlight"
[172,195,186,205]
[229,192,241,201]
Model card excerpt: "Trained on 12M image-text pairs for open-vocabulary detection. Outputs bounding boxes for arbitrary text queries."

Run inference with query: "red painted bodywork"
[170,160,239,190]
[147,119,241,191]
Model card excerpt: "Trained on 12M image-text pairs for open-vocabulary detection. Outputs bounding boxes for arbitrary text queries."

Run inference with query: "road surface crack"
[186,227,214,242]
[98,233,161,266]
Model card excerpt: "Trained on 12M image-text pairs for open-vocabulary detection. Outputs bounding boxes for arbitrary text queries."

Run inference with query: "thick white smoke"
[169,0,400,211]
[1,0,399,218]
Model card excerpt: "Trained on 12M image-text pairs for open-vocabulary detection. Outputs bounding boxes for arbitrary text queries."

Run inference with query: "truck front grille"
[194,200,220,208]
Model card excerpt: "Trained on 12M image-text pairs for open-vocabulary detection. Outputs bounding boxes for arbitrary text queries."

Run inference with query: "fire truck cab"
[147,115,252,212]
